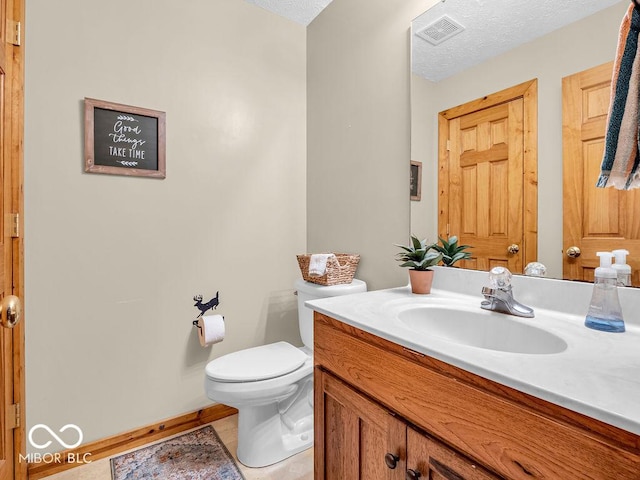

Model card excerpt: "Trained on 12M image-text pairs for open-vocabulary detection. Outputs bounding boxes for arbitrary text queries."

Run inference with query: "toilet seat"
[206,341,308,383]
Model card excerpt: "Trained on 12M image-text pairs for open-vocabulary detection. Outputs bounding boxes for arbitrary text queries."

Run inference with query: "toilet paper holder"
[192,317,225,330]
[193,292,220,320]
[193,311,226,347]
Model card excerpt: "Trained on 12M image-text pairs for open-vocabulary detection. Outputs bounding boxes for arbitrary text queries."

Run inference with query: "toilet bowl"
[204,278,367,467]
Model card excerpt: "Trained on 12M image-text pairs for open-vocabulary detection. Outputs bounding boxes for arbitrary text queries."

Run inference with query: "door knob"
[384,453,399,469]
[406,469,422,480]
[0,295,21,329]
[507,244,520,254]
[566,246,581,258]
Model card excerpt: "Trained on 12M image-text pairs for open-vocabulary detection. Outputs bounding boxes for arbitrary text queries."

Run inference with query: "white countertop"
[306,268,640,436]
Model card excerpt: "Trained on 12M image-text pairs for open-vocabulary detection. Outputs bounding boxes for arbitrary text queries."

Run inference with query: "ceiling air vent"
[415,15,464,46]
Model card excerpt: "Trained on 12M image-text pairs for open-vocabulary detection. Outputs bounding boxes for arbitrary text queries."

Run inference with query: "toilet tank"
[294,278,367,350]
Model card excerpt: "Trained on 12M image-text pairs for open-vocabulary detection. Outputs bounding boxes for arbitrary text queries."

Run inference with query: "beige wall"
[410,73,438,244]
[25,0,306,449]
[411,1,627,278]
[307,0,439,291]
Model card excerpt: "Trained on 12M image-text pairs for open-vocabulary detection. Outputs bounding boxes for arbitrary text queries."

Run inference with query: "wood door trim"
[8,0,25,478]
[438,79,538,269]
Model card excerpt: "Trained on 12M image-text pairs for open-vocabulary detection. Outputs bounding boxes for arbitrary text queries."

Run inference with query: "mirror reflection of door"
[438,80,538,274]
[563,62,640,286]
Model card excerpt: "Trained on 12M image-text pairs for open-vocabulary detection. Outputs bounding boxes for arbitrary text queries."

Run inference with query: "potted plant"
[395,235,442,294]
[434,235,472,267]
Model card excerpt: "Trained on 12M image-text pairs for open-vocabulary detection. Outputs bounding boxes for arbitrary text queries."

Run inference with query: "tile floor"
[42,414,314,480]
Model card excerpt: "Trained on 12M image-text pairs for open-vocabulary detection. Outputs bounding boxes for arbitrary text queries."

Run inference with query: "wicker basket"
[296,253,360,286]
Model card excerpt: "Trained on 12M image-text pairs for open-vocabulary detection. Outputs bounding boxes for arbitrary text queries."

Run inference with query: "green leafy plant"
[395,235,443,271]
[434,235,472,267]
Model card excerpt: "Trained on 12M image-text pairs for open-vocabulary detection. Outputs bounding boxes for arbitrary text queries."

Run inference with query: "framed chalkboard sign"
[84,98,166,178]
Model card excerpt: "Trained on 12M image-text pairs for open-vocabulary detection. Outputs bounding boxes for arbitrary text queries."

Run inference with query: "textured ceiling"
[413,0,624,82]
[245,0,333,25]
[245,0,625,81]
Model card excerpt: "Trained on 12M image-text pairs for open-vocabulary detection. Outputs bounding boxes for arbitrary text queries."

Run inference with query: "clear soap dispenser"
[612,249,632,287]
[585,252,625,332]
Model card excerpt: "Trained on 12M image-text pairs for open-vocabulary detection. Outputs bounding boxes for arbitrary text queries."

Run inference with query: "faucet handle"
[481,286,496,296]
[488,267,512,289]
[524,262,547,277]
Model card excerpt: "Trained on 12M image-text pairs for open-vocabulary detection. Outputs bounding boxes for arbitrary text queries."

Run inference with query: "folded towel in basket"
[308,254,336,277]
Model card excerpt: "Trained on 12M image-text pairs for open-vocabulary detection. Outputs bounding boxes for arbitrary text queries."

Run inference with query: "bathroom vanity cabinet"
[313,312,640,480]
[316,370,498,479]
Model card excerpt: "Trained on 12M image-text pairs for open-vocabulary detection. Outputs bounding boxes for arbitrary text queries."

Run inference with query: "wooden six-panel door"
[563,62,640,285]
[438,80,538,274]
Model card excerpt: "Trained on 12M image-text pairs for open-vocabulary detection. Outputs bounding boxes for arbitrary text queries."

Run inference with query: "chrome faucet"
[481,267,534,318]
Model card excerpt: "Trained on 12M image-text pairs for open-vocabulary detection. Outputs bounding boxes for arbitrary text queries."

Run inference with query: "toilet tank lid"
[294,278,367,297]
[205,341,308,382]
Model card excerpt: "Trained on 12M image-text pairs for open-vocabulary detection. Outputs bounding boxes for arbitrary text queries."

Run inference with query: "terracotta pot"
[408,269,435,294]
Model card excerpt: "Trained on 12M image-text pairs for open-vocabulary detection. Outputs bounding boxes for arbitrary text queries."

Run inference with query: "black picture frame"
[410,161,422,201]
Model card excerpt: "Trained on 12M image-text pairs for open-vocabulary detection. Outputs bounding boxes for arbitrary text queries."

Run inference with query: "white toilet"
[204,278,366,467]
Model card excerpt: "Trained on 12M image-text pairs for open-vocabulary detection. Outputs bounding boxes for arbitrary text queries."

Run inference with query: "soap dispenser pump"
[612,249,632,287]
[585,252,625,332]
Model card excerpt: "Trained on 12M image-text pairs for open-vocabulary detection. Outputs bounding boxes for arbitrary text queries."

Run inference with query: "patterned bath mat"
[111,425,245,479]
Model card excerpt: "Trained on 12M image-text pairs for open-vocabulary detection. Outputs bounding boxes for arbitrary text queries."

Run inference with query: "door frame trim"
[437,79,538,270]
[8,0,25,477]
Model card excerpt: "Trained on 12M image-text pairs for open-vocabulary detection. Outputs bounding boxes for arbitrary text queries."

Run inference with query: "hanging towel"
[308,253,335,277]
[598,3,640,190]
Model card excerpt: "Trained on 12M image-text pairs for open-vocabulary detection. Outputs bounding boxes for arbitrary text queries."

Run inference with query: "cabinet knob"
[384,453,399,469]
[406,469,422,480]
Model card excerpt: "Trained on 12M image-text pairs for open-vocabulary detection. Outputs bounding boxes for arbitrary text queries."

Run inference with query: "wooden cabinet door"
[407,428,501,480]
[315,369,406,480]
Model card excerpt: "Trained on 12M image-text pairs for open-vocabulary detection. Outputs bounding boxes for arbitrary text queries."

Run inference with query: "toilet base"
[236,401,313,467]
[204,346,317,468]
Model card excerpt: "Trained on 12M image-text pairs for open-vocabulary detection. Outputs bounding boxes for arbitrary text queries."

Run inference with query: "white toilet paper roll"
[197,314,225,347]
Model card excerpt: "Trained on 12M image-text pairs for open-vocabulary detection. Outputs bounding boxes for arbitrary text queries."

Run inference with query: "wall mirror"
[410,0,634,281]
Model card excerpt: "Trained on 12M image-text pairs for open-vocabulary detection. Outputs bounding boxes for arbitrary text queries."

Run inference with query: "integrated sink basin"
[398,305,567,354]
